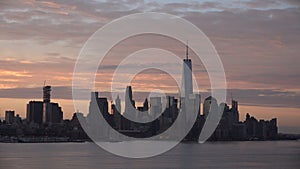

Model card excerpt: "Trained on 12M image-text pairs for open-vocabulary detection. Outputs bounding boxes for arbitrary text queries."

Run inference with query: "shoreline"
[0,135,299,143]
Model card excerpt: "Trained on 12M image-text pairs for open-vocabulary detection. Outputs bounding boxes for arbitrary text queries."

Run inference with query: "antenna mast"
[186,40,189,59]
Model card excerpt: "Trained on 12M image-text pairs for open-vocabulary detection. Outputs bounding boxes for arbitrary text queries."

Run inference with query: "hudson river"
[0,141,299,169]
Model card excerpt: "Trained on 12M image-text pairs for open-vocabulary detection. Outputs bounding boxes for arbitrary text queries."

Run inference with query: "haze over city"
[0,0,299,134]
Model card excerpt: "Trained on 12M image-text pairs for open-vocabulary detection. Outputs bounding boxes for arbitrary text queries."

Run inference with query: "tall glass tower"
[181,43,193,98]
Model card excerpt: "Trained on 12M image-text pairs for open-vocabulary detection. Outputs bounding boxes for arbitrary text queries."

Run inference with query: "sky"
[0,0,299,133]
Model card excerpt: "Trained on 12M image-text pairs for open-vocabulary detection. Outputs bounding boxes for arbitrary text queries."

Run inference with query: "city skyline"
[0,46,292,136]
[0,82,282,143]
[0,52,281,143]
[0,0,300,134]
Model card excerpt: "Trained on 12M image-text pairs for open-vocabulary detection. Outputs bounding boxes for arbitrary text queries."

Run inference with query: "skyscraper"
[150,97,162,119]
[143,98,149,112]
[47,103,63,123]
[5,110,15,124]
[203,96,218,119]
[113,95,122,130]
[123,86,136,130]
[87,92,110,139]
[43,85,51,123]
[41,85,63,124]
[181,43,193,98]
[124,86,136,116]
[88,92,109,118]
[98,98,109,120]
[43,85,51,103]
[179,43,202,138]
[165,96,178,119]
[231,99,239,123]
[27,101,43,124]
[115,95,121,113]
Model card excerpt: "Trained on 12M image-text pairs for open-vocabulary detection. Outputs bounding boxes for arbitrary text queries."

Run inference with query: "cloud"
[1,0,299,47]
[0,57,75,88]
[45,52,60,56]
[224,89,300,108]
[1,0,300,116]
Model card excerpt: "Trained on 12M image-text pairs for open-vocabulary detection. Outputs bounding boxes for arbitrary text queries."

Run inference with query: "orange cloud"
[19,60,34,64]
[0,70,32,77]
[0,84,18,89]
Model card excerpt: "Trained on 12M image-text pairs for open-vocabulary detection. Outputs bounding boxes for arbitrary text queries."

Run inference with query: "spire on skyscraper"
[186,40,189,60]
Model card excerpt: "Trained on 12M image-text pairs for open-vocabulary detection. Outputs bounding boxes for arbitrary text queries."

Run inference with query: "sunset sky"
[0,0,299,133]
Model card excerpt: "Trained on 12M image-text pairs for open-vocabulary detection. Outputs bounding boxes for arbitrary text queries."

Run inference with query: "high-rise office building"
[269,118,278,138]
[88,91,110,138]
[231,99,239,123]
[159,96,179,131]
[123,86,136,130]
[27,101,43,124]
[178,43,202,138]
[88,92,109,118]
[203,96,218,119]
[164,96,178,119]
[181,43,193,98]
[47,103,63,123]
[113,95,122,130]
[98,98,109,119]
[41,85,63,124]
[180,43,196,125]
[124,86,136,117]
[115,95,121,113]
[43,102,63,124]
[5,110,15,124]
[43,85,51,123]
[150,97,162,118]
[143,98,149,112]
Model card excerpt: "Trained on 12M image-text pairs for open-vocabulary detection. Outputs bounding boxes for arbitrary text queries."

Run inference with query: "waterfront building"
[203,96,218,119]
[26,101,43,124]
[5,110,15,124]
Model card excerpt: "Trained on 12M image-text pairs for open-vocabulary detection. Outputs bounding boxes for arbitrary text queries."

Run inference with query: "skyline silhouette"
[0,1,300,133]
[1,1,299,168]
[0,48,294,141]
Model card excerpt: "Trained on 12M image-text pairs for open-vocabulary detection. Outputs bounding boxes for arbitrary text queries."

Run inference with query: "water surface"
[0,141,299,169]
